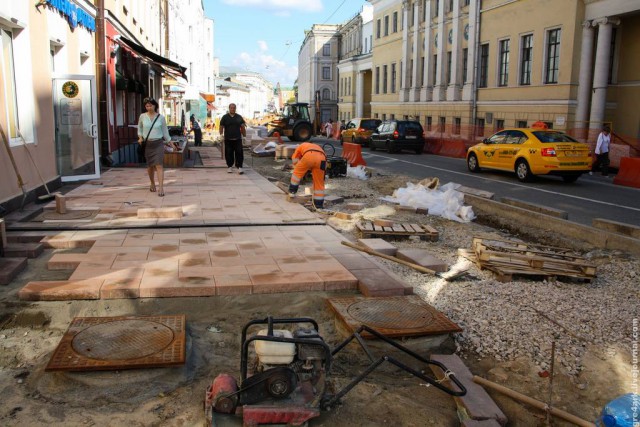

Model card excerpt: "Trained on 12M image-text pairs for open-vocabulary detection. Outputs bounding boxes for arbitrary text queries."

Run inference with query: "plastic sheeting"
[380,182,475,223]
[346,165,369,180]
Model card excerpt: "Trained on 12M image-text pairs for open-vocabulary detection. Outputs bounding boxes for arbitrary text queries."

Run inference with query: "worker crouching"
[289,142,326,209]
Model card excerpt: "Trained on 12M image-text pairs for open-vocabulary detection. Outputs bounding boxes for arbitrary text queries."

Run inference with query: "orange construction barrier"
[342,142,367,167]
[425,138,467,158]
[332,122,341,140]
[613,157,640,189]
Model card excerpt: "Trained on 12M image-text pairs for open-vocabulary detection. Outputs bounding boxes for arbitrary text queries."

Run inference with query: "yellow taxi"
[466,127,592,183]
[340,118,382,146]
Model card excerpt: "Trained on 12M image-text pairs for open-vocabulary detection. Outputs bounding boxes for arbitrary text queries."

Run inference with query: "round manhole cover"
[72,320,174,360]
[42,210,95,220]
[347,300,435,329]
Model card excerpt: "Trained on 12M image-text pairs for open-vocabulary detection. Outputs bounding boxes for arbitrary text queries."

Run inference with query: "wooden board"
[356,221,438,242]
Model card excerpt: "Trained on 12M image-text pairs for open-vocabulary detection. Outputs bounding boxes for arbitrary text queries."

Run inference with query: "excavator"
[266,103,313,142]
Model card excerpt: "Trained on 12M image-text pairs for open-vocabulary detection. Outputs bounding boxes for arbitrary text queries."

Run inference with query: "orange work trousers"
[290,151,326,207]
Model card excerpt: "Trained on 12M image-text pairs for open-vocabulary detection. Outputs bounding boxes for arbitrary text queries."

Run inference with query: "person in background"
[324,119,333,138]
[138,98,171,197]
[189,114,203,146]
[591,125,611,177]
[289,142,327,209]
[219,103,247,174]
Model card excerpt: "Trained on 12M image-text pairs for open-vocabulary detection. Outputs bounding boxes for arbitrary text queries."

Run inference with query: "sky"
[202,0,368,88]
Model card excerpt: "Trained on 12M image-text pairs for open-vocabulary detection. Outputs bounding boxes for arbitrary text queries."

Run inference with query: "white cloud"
[232,51,298,86]
[257,40,268,51]
[220,0,322,13]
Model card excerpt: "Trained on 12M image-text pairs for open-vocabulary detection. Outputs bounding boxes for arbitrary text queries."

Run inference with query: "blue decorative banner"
[43,0,96,32]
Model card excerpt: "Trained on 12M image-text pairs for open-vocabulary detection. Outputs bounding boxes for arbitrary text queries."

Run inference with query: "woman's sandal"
[158,190,164,197]
[150,185,157,192]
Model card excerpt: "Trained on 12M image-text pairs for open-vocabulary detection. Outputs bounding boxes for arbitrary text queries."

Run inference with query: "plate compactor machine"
[204,317,466,426]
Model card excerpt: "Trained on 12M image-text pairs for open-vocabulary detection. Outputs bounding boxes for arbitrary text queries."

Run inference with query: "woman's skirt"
[145,138,165,167]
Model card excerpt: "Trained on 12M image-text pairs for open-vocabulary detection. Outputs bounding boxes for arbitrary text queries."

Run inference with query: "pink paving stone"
[178,266,215,278]
[318,270,358,291]
[396,249,448,272]
[273,255,307,264]
[179,256,212,268]
[303,254,335,262]
[174,277,216,297]
[100,277,141,299]
[210,249,240,258]
[212,256,276,267]
[245,264,281,275]
[278,261,344,273]
[335,253,379,270]
[211,265,249,276]
[137,207,183,218]
[250,272,324,294]
[357,238,398,256]
[350,268,407,297]
[19,279,103,301]
[214,274,253,295]
[48,253,116,270]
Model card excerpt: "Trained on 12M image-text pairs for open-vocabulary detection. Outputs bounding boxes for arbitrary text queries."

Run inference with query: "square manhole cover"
[46,315,186,372]
[327,295,461,339]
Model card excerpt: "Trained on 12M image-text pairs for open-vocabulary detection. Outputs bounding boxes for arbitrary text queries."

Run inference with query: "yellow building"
[364,0,640,145]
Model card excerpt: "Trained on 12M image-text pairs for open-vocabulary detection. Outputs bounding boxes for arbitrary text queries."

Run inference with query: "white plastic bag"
[347,165,369,180]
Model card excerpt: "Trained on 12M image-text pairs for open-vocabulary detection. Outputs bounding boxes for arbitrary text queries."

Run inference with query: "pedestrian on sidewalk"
[289,142,327,209]
[189,114,203,146]
[591,125,611,177]
[219,103,247,174]
[138,98,171,197]
[324,119,333,138]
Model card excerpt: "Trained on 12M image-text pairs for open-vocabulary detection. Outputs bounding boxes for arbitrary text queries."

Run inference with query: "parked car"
[369,120,425,154]
[340,118,382,146]
[466,128,592,182]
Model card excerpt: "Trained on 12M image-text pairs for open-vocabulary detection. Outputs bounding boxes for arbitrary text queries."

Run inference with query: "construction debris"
[464,236,597,283]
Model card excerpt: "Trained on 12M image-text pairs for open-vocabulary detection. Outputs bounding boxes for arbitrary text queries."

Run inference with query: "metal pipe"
[470,0,481,138]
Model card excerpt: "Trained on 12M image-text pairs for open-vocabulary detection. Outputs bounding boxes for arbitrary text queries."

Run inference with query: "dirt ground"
[0,147,634,426]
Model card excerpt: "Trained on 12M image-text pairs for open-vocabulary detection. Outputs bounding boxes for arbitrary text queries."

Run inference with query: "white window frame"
[542,26,562,85]
[321,66,331,80]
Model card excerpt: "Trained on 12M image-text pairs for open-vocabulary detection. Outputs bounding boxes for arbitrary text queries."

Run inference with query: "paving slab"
[357,238,398,256]
[396,248,448,272]
[0,257,28,285]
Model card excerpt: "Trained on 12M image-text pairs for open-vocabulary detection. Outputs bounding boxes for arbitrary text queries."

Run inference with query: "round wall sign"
[62,81,79,98]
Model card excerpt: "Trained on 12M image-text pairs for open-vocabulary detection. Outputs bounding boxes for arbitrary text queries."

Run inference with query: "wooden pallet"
[468,236,596,283]
[356,221,439,241]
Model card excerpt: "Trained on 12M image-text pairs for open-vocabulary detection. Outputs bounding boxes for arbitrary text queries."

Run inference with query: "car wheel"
[562,175,580,183]
[515,159,533,182]
[467,153,481,172]
[414,146,424,154]
[370,141,377,151]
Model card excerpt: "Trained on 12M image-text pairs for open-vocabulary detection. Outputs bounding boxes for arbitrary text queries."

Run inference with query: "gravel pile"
[251,156,639,377]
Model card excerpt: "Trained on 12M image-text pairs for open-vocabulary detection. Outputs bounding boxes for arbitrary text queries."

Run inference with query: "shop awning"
[119,36,187,81]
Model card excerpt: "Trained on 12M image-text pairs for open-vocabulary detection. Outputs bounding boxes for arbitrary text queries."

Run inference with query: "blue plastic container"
[596,393,640,427]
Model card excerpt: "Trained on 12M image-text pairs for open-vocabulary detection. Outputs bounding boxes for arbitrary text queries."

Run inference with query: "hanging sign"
[41,0,96,32]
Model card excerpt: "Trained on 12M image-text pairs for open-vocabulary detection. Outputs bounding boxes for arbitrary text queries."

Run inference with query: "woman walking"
[138,98,171,196]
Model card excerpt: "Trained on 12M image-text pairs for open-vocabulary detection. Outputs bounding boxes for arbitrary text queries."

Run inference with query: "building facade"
[298,24,341,126]
[337,4,375,122]
[364,0,639,148]
[0,0,98,207]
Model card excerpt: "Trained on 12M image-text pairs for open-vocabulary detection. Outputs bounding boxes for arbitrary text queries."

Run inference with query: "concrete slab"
[357,238,398,256]
[592,218,640,239]
[430,354,508,425]
[2,242,44,258]
[396,248,448,272]
[350,268,408,297]
[0,257,28,285]
[500,197,568,219]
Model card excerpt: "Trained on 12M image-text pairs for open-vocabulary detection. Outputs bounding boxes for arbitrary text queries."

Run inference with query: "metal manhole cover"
[327,296,462,339]
[347,299,435,329]
[31,210,99,222]
[46,315,186,372]
[72,320,175,360]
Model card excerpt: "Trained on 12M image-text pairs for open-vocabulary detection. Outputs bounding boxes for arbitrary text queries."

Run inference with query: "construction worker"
[289,142,327,209]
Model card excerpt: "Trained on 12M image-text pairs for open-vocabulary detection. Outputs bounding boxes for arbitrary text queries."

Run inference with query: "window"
[476,118,485,137]
[369,35,372,52]
[505,130,527,144]
[375,66,380,94]
[376,19,381,38]
[520,34,533,85]
[517,120,527,128]
[432,54,438,84]
[1,28,19,139]
[322,88,330,100]
[498,39,510,86]
[496,119,505,131]
[448,0,454,13]
[393,11,398,32]
[435,0,440,17]
[426,116,432,131]
[462,48,468,84]
[348,77,351,95]
[545,28,561,84]
[364,37,368,53]
[383,65,388,93]
[391,63,397,93]
[382,114,386,121]
[420,56,425,86]
[323,43,331,56]
[464,0,470,5]
[439,116,446,132]
[322,66,331,80]
[454,117,461,134]
[479,43,489,88]
[391,114,395,120]
[446,51,452,85]
[384,15,389,36]
[408,60,412,87]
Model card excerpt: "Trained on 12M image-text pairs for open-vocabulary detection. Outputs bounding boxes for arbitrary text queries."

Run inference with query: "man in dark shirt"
[219,103,247,174]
